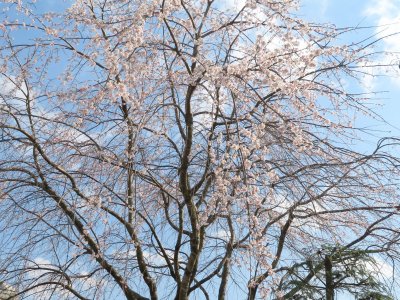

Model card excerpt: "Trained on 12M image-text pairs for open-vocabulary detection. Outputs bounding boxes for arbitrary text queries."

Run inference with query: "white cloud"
[221,0,246,11]
[24,258,69,299]
[211,229,231,241]
[0,75,28,109]
[28,257,53,278]
[219,0,267,20]
[364,0,400,86]
[301,0,329,20]
[365,256,394,279]
[112,249,175,266]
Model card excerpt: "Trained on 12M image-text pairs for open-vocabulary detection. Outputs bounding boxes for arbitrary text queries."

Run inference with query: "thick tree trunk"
[247,285,258,300]
[324,255,334,300]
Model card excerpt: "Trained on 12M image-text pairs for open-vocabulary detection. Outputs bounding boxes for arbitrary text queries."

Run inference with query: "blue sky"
[314,0,399,296]
[301,0,400,145]
[299,1,400,299]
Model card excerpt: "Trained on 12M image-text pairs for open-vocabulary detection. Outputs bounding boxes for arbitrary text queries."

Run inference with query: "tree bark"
[324,255,334,300]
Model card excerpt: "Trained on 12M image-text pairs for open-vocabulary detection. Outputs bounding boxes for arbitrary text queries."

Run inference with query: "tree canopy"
[0,0,399,299]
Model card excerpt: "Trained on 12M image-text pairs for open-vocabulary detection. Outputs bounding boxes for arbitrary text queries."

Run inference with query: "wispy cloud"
[363,0,400,86]
[366,256,395,279]
[301,0,329,20]
[221,0,246,11]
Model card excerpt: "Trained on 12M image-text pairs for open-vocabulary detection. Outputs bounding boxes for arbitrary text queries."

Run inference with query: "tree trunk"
[324,255,334,300]
[247,285,258,300]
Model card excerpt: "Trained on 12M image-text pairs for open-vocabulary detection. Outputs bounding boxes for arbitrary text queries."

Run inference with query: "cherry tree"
[0,0,400,299]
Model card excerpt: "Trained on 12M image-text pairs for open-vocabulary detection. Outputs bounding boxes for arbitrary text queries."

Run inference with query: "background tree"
[0,0,400,299]
[278,245,395,299]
